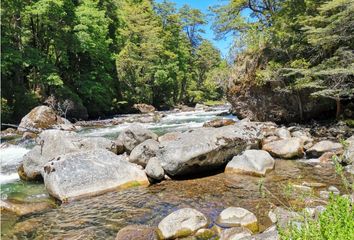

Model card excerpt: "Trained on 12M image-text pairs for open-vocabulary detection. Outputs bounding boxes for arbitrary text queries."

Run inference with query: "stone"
[0,200,54,216]
[195,103,208,110]
[195,229,216,239]
[203,119,235,128]
[158,132,182,142]
[115,225,158,240]
[117,124,158,153]
[158,123,261,176]
[275,128,291,139]
[268,207,301,229]
[262,138,304,159]
[17,106,75,132]
[318,152,337,163]
[306,140,343,158]
[319,191,330,199]
[20,130,118,180]
[157,208,208,239]
[262,136,280,146]
[239,228,279,240]
[328,186,340,195]
[216,207,258,232]
[129,139,160,167]
[220,227,252,240]
[133,104,156,113]
[145,157,165,181]
[343,135,354,164]
[225,150,275,176]
[43,149,149,201]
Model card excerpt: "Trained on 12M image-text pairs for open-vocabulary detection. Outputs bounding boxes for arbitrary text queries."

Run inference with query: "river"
[0,106,344,239]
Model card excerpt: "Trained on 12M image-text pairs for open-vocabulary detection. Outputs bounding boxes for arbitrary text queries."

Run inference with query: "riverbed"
[0,106,345,239]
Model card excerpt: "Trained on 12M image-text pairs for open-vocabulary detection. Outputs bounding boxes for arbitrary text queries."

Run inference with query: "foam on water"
[0,145,30,184]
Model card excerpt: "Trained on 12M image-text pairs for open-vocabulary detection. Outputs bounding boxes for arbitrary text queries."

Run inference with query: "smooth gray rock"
[43,149,149,201]
[220,227,252,240]
[158,123,261,176]
[158,132,182,142]
[343,135,354,164]
[129,139,159,167]
[240,228,279,240]
[275,128,291,139]
[117,124,158,153]
[306,140,343,158]
[145,157,164,181]
[216,207,258,232]
[157,208,208,239]
[20,130,118,180]
[225,150,275,176]
[262,138,304,159]
[268,207,301,229]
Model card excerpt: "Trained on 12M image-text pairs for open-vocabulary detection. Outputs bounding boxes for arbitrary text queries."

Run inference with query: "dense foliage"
[212,0,354,119]
[1,0,225,122]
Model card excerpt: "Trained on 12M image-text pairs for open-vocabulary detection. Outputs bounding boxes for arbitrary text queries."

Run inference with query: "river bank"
[1,105,353,239]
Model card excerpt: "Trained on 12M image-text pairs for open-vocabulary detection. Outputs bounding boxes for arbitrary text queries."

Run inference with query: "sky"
[156,0,233,57]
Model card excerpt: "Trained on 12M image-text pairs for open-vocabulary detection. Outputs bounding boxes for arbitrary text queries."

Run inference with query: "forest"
[1,0,353,123]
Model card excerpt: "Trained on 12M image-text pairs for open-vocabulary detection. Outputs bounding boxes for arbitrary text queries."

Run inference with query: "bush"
[280,195,354,240]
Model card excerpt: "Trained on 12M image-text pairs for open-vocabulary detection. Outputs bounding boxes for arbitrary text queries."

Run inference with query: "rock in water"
[20,130,118,180]
[116,225,158,240]
[225,150,275,176]
[203,119,235,128]
[306,140,343,158]
[145,157,165,181]
[157,208,208,239]
[129,139,159,167]
[216,207,258,232]
[117,124,158,153]
[220,227,252,240]
[43,149,149,201]
[262,138,304,159]
[17,106,74,132]
[158,123,261,176]
[133,103,156,113]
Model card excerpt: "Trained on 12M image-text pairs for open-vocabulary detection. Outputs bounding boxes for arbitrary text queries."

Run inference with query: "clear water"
[0,106,345,239]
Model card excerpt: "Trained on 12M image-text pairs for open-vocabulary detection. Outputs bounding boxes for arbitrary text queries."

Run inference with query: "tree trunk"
[336,98,341,119]
[296,91,303,122]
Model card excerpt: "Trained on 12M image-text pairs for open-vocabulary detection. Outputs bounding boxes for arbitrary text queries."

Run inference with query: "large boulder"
[157,123,261,176]
[157,208,208,239]
[158,132,182,142]
[133,103,156,113]
[116,225,158,240]
[43,149,149,201]
[225,150,275,176]
[306,140,343,158]
[117,124,158,153]
[216,207,258,232]
[227,80,335,123]
[19,130,118,180]
[18,106,74,132]
[262,138,304,159]
[203,119,236,128]
[129,139,160,167]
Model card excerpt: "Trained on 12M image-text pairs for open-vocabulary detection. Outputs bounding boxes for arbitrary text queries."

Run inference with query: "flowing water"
[0,106,346,239]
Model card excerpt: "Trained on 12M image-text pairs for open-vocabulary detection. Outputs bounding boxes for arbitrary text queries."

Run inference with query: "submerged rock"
[0,200,54,216]
[157,208,208,239]
[20,130,118,180]
[216,207,258,232]
[145,157,165,181]
[43,149,149,201]
[203,119,235,128]
[225,150,275,176]
[262,138,304,159]
[116,225,158,240]
[158,123,261,176]
[129,139,159,167]
[306,140,343,158]
[117,124,158,153]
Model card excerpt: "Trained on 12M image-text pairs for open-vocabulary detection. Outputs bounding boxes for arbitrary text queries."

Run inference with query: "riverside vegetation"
[1,0,354,240]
